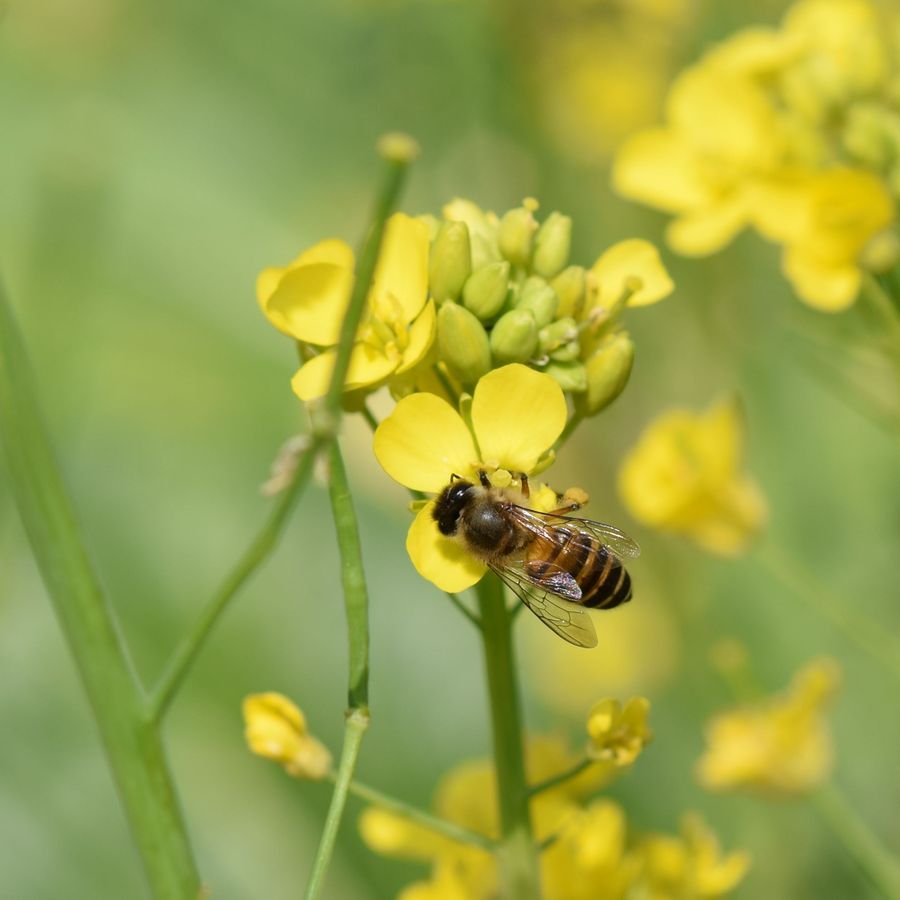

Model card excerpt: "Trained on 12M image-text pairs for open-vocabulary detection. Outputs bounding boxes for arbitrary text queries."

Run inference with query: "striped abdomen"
[525,527,632,610]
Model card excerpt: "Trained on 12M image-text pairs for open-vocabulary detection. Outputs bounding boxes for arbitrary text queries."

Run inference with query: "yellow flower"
[373,364,567,592]
[362,735,748,900]
[696,658,841,795]
[242,692,332,780]
[257,213,435,400]
[589,239,675,312]
[752,168,894,310]
[636,813,751,898]
[618,398,767,556]
[586,697,652,766]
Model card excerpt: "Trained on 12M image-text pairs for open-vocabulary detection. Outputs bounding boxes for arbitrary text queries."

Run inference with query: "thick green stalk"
[149,443,318,722]
[814,785,900,900]
[0,283,200,899]
[475,574,542,899]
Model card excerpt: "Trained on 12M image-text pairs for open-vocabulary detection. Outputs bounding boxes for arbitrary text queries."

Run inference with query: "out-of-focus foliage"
[2,1,898,898]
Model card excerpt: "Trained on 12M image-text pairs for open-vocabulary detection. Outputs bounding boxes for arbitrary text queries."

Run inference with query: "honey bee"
[433,470,639,648]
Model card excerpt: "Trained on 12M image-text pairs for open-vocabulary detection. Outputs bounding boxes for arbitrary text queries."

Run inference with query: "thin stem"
[0,282,200,898]
[446,591,482,629]
[303,710,370,900]
[863,274,900,352]
[327,440,370,709]
[360,402,380,432]
[528,757,593,797]
[475,573,542,900]
[149,444,318,722]
[755,544,900,683]
[335,776,495,851]
[814,784,900,900]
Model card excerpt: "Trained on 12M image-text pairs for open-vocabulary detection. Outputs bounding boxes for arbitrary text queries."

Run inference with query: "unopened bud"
[551,266,587,319]
[498,205,538,268]
[514,276,559,329]
[417,213,441,241]
[842,102,896,169]
[462,261,511,321]
[860,229,900,273]
[430,221,472,304]
[437,301,491,387]
[532,212,572,279]
[543,360,587,393]
[538,317,578,355]
[576,332,634,416]
[490,309,539,364]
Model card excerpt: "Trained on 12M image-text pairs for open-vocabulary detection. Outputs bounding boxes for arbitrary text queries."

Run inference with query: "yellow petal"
[406,504,486,592]
[396,299,437,375]
[782,249,861,311]
[374,394,479,492]
[591,239,674,308]
[291,238,354,270]
[370,213,430,324]
[471,365,567,474]
[666,196,750,257]
[612,128,712,213]
[291,345,396,401]
[265,262,353,344]
[256,266,287,308]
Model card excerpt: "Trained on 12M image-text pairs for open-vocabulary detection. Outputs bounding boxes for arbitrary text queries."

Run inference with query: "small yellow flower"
[636,813,751,898]
[618,397,767,556]
[373,364,567,592]
[242,692,332,780]
[257,213,435,400]
[586,697,652,766]
[589,239,675,311]
[696,658,841,796]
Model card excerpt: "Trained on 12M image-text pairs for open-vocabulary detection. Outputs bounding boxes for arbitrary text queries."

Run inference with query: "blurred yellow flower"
[373,364,567,592]
[612,0,900,310]
[636,813,751,898]
[242,692,331,780]
[618,398,767,556]
[362,734,747,899]
[257,212,435,400]
[696,658,841,795]
[586,697,652,766]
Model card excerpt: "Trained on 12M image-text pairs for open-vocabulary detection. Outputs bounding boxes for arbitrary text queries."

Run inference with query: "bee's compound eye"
[433,480,474,536]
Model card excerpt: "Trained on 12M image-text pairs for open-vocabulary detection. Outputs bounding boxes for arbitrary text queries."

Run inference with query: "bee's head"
[433,479,475,536]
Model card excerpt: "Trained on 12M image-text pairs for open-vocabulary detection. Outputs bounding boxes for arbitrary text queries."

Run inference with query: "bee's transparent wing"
[509,505,641,559]
[490,561,597,649]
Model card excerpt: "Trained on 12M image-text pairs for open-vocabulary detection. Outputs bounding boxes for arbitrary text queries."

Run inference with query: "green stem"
[336,776,495,851]
[446,590,482,629]
[327,440,370,709]
[755,544,900,683]
[303,710,370,900]
[814,784,900,900]
[149,443,318,722]
[864,274,900,352]
[528,757,593,797]
[0,283,200,898]
[475,574,542,899]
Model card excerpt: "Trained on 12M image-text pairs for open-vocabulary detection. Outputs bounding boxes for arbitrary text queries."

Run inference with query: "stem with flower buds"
[475,573,542,899]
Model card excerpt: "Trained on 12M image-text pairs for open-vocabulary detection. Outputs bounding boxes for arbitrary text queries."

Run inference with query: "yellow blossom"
[362,735,748,900]
[696,658,841,796]
[618,397,767,556]
[242,692,331,780]
[586,697,652,766]
[256,213,435,400]
[373,364,567,592]
[636,813,751,898]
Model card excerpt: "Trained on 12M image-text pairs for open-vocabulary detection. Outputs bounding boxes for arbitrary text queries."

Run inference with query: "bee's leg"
[548,487,588,516]
[477,469,492,488]
[518,472,530,499]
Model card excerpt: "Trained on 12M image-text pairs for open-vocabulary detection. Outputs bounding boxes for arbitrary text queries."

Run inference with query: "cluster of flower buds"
[414,198,671,416]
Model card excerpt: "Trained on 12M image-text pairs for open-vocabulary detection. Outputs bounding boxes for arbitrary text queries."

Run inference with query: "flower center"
[359,292,409,362]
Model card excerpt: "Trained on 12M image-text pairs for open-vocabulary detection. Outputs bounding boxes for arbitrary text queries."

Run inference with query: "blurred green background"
[2,1,898,897]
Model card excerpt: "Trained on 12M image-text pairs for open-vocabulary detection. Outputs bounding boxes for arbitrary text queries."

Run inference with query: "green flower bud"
[549,340,581,363]
[513,276,559,329]
[532,212,572,279]
[498,205,538,268]
[490,309,539,364]
[538,317,578,356]
[437,301,491,388]
[417,213,441,241]
[543,360,587,393]
[575,332,635,416]
[462,261,511,322]
[551,266,587,319]
[430,222,472,304]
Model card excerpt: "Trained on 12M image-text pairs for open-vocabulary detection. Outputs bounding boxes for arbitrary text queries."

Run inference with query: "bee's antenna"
[450,473,461,482]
